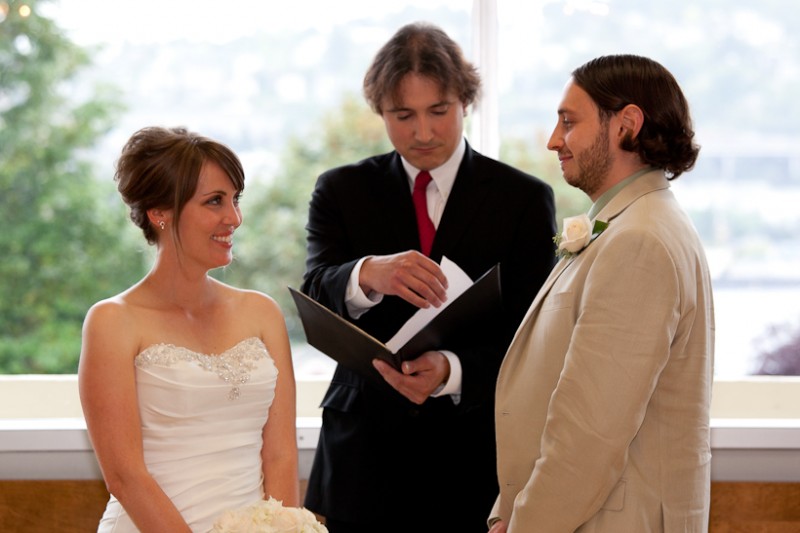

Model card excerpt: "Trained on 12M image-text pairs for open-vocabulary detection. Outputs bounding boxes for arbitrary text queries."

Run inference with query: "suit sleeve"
[301,171,359,315]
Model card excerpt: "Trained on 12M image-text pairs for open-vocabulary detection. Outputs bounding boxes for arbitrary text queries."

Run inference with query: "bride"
[79,126,299,532]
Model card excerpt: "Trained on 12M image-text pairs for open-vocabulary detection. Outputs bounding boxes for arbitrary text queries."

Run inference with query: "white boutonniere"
[553,214,609,260]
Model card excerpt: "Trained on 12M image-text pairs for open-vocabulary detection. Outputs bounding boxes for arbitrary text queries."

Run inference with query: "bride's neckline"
[136,336,263,358]
[134,337,269,400]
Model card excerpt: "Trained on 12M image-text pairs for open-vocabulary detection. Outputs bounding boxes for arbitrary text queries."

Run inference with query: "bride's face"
[176,160,243,271]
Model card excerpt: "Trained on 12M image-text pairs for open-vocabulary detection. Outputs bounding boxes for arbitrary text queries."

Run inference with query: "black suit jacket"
[302,142,556,532]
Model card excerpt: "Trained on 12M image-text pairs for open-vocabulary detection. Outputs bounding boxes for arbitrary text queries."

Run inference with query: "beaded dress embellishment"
[135,337,267,400]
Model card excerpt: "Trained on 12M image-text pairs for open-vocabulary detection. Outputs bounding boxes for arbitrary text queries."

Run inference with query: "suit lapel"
[430,145,490,259]
[372,153,420,250]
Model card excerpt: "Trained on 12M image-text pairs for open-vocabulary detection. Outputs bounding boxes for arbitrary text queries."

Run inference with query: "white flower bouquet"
[211,497,328,533]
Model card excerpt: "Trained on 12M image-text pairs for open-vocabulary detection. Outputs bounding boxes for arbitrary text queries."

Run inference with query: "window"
[2,0,799,420]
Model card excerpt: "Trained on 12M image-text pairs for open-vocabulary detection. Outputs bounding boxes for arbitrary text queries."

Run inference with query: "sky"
[43,0,474,45]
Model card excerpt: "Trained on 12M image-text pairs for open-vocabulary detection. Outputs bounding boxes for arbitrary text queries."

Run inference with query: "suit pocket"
[320,380,360,413]
[542,290,573,311]
[601,479,626,511]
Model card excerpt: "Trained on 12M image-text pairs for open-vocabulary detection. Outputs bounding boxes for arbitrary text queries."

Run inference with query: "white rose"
[558,214,593,254]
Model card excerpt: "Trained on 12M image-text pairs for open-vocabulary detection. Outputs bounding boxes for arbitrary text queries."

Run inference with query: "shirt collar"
[401,137,465,201]
[588,166,657,220]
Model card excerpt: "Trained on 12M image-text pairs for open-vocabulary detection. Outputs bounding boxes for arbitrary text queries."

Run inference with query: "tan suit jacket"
[492,170,715,532]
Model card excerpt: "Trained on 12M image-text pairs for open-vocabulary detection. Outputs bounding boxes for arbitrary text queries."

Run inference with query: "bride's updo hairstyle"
[114,126,245,245]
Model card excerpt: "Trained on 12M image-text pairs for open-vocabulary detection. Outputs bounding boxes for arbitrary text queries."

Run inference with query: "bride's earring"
[159,220,166,230]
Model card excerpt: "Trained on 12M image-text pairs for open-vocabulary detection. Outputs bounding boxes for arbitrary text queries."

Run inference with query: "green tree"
[221,94,392,340]
[0,0,145,373]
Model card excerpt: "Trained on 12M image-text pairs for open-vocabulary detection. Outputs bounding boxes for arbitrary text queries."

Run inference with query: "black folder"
[288,264,501,386]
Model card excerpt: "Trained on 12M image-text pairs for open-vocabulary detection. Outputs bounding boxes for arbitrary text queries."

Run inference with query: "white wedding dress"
[97,337,277,533]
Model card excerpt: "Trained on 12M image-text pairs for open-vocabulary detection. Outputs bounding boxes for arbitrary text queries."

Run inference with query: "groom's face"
[547,79,614,200]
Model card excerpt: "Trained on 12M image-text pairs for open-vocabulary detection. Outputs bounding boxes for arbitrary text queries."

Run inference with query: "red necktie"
[413,171,436,256]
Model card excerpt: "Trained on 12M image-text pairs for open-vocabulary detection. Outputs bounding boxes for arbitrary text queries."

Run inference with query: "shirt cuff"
[431,350,462,403]
[345,256,383,319]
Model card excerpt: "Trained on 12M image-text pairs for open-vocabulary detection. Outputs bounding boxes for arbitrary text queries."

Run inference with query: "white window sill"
[0,416,322,480]
[1,375,799,481]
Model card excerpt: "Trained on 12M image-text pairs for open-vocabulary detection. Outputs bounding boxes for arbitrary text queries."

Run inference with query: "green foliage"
[218,94,392,340]
[0,0,146,373]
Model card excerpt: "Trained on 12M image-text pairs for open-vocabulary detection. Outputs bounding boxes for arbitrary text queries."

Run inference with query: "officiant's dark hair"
[363,21,481,114]
[572,54,700,179]
[114,126,245,245]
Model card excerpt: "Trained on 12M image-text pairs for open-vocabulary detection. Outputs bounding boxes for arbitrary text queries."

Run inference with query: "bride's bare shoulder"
[83,293,133,331]
[217,281,283,315]
[83,282,154,331]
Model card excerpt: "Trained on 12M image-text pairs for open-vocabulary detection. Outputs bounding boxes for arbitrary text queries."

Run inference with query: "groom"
[490,55,715,532]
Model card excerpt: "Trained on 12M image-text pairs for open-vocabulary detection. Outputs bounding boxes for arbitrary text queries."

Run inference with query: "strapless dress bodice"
[97,337,278,533]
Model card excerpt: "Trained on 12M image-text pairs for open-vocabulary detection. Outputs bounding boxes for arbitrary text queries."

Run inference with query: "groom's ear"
[620,104,644,138]
[617,104,644,150]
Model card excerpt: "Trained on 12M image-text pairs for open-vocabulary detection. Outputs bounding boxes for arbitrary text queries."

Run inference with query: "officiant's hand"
[359,251,448,309]
[372,351,450,404]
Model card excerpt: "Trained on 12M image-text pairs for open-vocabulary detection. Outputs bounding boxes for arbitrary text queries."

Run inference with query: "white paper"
[385,256,474,353]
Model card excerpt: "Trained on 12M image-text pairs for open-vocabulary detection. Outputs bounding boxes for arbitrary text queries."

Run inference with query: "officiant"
[299,22,556,533]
